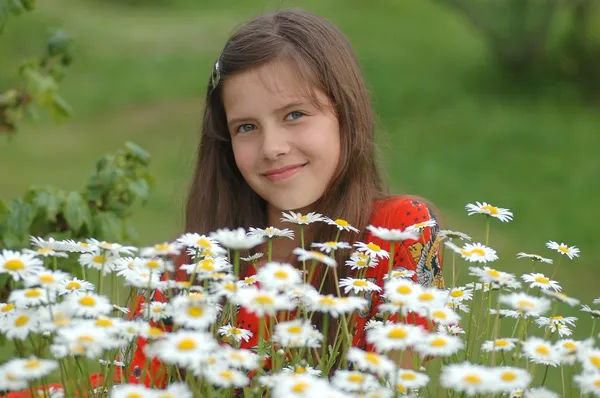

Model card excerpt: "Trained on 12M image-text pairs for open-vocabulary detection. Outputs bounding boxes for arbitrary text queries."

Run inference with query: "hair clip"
[210,59,221,89]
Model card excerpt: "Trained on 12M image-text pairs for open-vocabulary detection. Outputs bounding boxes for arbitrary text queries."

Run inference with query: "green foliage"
[0,142,154,249]
[0,1,73,135]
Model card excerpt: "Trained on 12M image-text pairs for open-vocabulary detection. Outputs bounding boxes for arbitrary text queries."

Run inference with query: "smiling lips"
[262,163,307,182]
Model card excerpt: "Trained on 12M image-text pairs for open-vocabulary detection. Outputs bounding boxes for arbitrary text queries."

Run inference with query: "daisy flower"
[0,363,28,391]
[257,262,302,290]
[146,330,217,367]
[581,304,600,318]
[346,347,395,377]
[354,241,389,260]
[78,250,118,273]
[281,365,322,377]
[521,273,561,291]
[523,387,560,398]
[407,287,449,316]
[345,251,378,271]
[273,319,322,348]
[534,316,577,337]
[541,290,580,307]
[437,324,466,335]
[210,228,265,250]
[56,240,96,253]
[499,292,551,316]
[280,211,325,225]
[439,230,472,242]
[154,383,193,398]
[234,287,295,316]
[382,268,414,280]
[447,287,473,303]
[481,338,518,352]
[85,239,137,256]
[492,367,532,392]
[140,301,172,323]
[394,369,430,390]
[545,241,580,259]
[22,247,68,258]
[331,370,378,393]
[366,225,419,242]
[555,339,584,365]
[220,346,261,370]
[179,257,231,278]
[8,288,54,308]
[0,302,15,318]
[339,277,381,295]
[218,324,253,343]
[292,248,337,267]
[109,384,152,398]
[7,357,58,381]
[271,374,332,396]
[428,307,461,325]
[405,218,437,232]
[383,278,421,304]
[311,241,352,254]
[248,226,295,240]
[53,326,110,359]
[440,363,493,396]
[522,337,560,366]
[64,293,113,318]
[170,295,219,330]
[594,297,600,305]
[0,250,44,281]
[415,333,464,357]
[241,252,263,262]
[304,293,368,318]
[202,366,249,388]
[324,218,359,233]
[0,309,39,340]
[447,242,498,263]
[30,236,70,251]
[140,241,180,257]
[469,266,514,285]
[574,373,600,397]
[238,275,258,288]
[516,252,552,264]
[578,348,600,373]
[465,201,513,222]
[366,323,424,352]
[23,269,69,291]
[57,277,95,296]
[210,277,238,299]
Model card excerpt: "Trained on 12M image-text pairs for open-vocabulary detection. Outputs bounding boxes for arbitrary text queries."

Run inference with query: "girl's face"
[223,61,341,214]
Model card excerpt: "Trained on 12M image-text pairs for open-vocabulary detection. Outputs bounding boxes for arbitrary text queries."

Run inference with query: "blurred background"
[1,0,599,328]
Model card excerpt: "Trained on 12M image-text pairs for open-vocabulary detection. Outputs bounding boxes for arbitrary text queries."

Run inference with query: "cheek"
[231,141,254,175]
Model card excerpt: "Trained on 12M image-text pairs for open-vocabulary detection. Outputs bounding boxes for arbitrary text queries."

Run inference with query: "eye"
[286,111,305,121]
[235,124,256,134]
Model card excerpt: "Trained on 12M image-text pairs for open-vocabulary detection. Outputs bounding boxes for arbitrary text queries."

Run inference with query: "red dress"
[3,195,444,395]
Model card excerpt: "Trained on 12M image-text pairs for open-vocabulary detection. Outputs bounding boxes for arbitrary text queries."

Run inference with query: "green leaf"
[92,212,123,241]
[125,142,150,165]
[49,93,72,120]
[128,179,149,201]
[5,198,33,238]
[0,197,9,225]
[64,191,91,232]
[32,189,63,221]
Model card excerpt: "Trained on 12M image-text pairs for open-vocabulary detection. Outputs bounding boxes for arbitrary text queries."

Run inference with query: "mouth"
[262,163,307,182]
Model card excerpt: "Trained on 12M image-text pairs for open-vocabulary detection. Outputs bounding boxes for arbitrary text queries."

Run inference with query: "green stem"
[300,226,306,283]
[485,218,490,246]
[590,318,597,339]
[319,315,329,370]
[387,241,396,279]
[451,252,456,288]
[267,239,273,262]
[540,364,550,386]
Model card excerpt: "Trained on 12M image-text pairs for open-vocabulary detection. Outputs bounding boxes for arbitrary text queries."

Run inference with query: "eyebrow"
[226,100,307,129]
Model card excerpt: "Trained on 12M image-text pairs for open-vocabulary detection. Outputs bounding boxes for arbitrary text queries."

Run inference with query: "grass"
[0,0,599,392]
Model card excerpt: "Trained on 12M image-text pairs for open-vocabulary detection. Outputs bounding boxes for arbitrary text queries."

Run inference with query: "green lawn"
[1,0,599,392]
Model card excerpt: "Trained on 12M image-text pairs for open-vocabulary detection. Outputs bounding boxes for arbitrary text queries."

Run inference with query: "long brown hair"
[185,8,387,297]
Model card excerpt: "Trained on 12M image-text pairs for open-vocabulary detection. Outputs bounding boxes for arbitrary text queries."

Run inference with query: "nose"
[260,124,290,160]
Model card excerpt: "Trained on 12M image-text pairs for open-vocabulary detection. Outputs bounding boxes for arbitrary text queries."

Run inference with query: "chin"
[268,196,318,213]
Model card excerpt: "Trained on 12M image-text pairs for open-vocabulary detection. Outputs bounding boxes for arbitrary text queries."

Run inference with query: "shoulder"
[370,195,439,230]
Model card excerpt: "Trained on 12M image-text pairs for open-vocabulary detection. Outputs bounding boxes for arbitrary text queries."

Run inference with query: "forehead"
[222,61,321,117]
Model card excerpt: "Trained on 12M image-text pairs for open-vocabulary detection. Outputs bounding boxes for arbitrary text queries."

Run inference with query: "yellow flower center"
[1,303,15,312]
[79,296,96,306]
[92,255,105,264]
[287,325,303,334]
[292,381,309,393]
[274,270,289,279]
[295,367,306,373]
[486,269,500,278]
[590,356,600,368]
[187,306,204,318]
[25,359,41,369]
[197,238,211,248]
[558,245,569,253]
[4,259,25,271]
[365,352,380,364]
[367,242,381,252]
[14,315,29,327]
[562,342,576,350]
[397,285,412,295]
[418,292,434,301]
[155,243,169,252]
[347,373,365,383]
[594,379,600,388]
[432,310,447,319]
[517,300,534,310]
[224,282,236,292]
[353,280,369,287]
[219,370,234,380]
[536,345,550,355]
[145,260,160,269]
[66,281,81,290]
[148,327,163,337]
[319,296,336,306]
[244,277,256,284]
[356,260,368,267]
[335,219,350,227]
[177,338,197,351]
[152,306,163,313]
[25,289,42,298]
[471,248,486,256]
[78,335,96,344]
[199,259,215,271]
[495,339,509,347]
[535,276,550,284]
[450,290,464,298]
[463,374,481,384]
[228,328,242,335]
[254,294,275,306]
[430,337,447,347]
[38,248,53,254]
[395,384,407,393]
[126,394,142,398]
[95,318,113,327]
[230,352,245,362]
[481,205,499,215]
[401,372,416,380]
[388,327,407,339]
[501,371,516,381]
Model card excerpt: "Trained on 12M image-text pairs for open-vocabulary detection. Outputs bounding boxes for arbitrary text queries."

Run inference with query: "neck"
[263,204,317,263]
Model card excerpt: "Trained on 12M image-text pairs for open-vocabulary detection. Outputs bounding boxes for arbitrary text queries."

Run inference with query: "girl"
[126,7,444,386]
